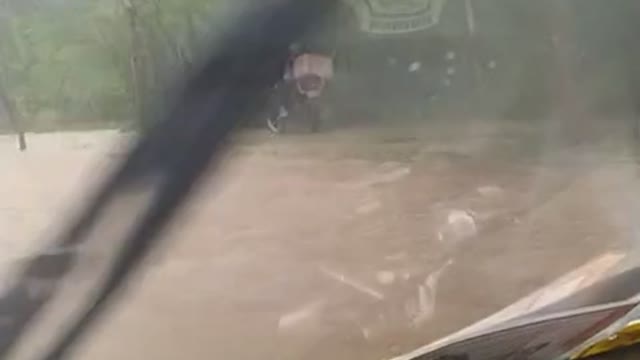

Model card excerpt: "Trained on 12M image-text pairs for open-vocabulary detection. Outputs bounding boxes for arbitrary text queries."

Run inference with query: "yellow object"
[573,321,640,359]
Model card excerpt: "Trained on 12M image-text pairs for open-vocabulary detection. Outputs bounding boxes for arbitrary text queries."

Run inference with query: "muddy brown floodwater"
[1,120,639,360]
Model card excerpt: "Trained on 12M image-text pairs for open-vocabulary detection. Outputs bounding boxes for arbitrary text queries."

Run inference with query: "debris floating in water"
[376,271,396,285]
[477,185,503,197]
[278,300,325,331]
[438,209,477,245]
[356,199,382,215]
[319,266,384,300]
[413,259,453,325]
[362,163,411,187]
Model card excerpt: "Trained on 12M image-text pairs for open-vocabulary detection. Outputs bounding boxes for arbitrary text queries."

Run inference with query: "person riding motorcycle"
[267,42,333,133]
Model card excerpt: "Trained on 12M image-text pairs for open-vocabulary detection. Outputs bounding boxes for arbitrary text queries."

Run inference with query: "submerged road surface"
[1,123,638,359]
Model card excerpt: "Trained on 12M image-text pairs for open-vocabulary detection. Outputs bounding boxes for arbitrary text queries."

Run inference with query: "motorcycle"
[267,53,333,134]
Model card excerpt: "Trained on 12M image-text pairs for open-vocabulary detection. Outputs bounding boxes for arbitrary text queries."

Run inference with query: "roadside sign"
[344,0,446,34]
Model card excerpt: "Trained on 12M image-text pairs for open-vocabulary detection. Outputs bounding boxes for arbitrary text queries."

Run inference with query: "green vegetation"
[0,0,237,131]
[0,0,639,133]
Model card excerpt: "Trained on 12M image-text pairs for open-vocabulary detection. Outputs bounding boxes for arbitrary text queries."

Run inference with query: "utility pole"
[123,0,146,129]
[464,0,476,37]
[0,82,26,151]
[550,0,578,116]
[0,2,26,151]
[462,0,483,111]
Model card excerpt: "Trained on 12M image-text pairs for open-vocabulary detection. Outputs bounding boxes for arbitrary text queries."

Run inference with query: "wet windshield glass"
[2,0,640,359]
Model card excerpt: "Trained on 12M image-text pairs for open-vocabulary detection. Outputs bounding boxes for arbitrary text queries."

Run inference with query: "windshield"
[1,0,640,359]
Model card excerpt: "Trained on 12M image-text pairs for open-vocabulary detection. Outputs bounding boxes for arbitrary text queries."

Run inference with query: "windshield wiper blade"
[0,1,334,359]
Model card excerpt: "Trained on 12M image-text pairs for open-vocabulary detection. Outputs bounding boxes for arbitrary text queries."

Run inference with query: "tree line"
[0,0,239,132]
[0,0,639,134]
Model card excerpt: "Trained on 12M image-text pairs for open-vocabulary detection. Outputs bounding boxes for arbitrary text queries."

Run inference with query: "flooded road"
[1,121,638,359]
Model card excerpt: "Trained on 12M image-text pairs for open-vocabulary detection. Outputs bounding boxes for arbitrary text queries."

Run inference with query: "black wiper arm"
[0,1,334,359]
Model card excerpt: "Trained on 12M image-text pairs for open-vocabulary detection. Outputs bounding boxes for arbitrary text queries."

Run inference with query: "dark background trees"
[0,0,639,132]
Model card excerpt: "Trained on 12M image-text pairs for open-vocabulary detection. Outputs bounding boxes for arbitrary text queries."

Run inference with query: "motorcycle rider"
[267,41,335,133]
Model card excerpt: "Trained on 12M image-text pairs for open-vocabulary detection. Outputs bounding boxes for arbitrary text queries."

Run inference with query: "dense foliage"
[0,0,237,130]
[0,0,638,131]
